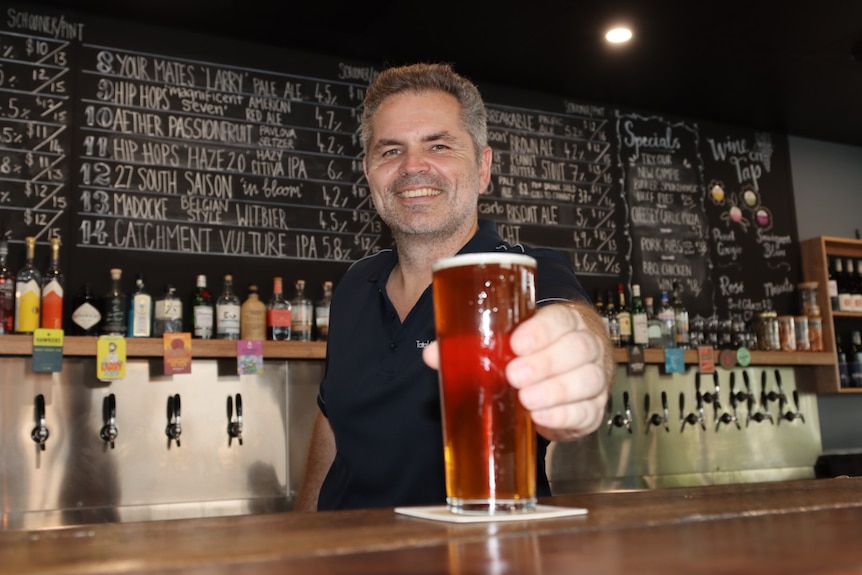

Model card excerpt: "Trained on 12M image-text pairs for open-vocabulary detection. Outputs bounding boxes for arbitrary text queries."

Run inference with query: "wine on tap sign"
[0,4,799,321]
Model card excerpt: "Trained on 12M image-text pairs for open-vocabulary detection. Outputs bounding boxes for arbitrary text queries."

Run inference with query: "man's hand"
[422,301,613,442]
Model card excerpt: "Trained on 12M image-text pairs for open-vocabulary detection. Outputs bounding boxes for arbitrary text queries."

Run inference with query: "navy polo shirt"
[316,219,589,510]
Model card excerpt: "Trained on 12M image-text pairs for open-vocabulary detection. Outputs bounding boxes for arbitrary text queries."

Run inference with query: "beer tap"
[31,394,49,450]
[778,370,806,424]
[766,369,787,406]
[606,391,633,435]
[100,393,118,449]
[227,393,243,446]
[730,372,752,406]
[166,394,182,447]
[745,372,774,426]
[679,389,705,432]
[644,391,669,433]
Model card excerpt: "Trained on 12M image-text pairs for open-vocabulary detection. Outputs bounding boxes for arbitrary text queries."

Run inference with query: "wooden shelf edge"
[0,335,327,360]
[612,347,834,366]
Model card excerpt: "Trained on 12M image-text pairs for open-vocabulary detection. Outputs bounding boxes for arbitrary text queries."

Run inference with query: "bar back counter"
[0,338,831,531]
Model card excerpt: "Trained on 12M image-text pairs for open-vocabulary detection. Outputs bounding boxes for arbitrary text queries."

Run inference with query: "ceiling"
[29,0,862,148]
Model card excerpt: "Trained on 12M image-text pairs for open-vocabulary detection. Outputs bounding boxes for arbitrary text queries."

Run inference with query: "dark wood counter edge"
[3,478,862,575]
[0,335,833,365]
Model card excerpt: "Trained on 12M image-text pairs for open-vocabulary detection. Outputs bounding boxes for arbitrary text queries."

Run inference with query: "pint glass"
[431,252,537,514]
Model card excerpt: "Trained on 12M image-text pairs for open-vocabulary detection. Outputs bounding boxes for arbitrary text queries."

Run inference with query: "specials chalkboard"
[0,4,800,325]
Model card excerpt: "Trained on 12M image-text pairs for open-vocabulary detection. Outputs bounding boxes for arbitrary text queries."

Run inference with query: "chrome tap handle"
[100,393,119,448]
[644,392,669,433]
[31,394,49,450]
[680,392,703,432]
[166,394,182,447]
[607,393,632,434]
[228,393,244,446]
[782,390,806,424]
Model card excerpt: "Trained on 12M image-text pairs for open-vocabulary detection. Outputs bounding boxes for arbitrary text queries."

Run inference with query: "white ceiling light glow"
[605,27,632,44]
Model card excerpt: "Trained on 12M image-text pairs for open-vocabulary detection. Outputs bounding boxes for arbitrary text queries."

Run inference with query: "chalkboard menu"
[0,4,801,325]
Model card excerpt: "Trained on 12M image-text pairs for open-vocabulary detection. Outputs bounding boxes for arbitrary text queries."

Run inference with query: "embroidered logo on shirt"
[416,340,431,349]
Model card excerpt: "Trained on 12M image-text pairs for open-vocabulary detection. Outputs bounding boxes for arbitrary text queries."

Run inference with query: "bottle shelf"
[612,347,834,366]
[0,335,326,359]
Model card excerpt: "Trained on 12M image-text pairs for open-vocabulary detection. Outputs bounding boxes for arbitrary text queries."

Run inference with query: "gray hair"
[360,63,488,162]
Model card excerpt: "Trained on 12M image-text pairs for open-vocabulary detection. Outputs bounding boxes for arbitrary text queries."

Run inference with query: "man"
[296,63,613,511]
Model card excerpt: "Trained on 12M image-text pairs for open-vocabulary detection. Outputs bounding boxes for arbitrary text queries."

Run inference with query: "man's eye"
[430,144,448,151]
[381,148,400,157]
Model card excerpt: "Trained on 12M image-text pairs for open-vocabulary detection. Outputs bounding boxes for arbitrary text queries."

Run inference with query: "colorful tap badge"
[32,328,64,373]
[164,333,192,375]
[237,339,263,375]
[97,335,126,381]
[664,347,686,374]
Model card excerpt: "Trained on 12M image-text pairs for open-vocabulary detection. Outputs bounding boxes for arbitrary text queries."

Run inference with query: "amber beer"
[431,253,538,513]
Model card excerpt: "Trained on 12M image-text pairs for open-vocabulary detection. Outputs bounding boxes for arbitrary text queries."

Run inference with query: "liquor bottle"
[290,279,313,342]
[240,284,267,341]
[40,237,63,330]
[854,259,862,312]
[191,274,214,339]
[836,257,850,311]
[216,274,241,340]
[127,274,152,338]
[315,281,333,341]
[615,283,632,347]
[671,282,690,348]
[837,335,851,388]
[14,236,41,334]
[847,331,862,388]
[839,258,855,311]
[594,289,609,338]
[267,276,291,341]
[0,240,14,334]
[827,257,840,310]
[70,282,101,336]
[102,268,127,335]
[604,290,620,348]
[630,284,648,347]
[154,284,183,336]
[657,290,676,348]
[645,296,664,348]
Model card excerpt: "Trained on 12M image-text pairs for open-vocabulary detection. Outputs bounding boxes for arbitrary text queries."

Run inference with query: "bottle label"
[267,308,291,327]
[632,314,648,345]
[217,303,240,336]
[193,306,214,337]
[72,302,102,331]
[618,314,632,337]
[41,282,63,329]
[131,294,152,337]
[15,280,41,333]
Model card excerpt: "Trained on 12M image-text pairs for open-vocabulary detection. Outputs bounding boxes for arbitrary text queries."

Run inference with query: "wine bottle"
[827,257,839,310]
[71,282,102,336]
[216,274,241,340]
[630,284,648,347]
[192,274,214,339]
[127,274,152,337]
[154,284,183,336]
[0,240,14,334]
[102,268,127,335]
[240,284,266,341]
[671,282,690,348]
[267,276,291,341]
[290,279,313,341]
[315,281,333,341]
[14,237,41,334]
[615,283,632,347]
[658,290,676,348]
[604,290,620,348]
[645,296,664,349]
[40,237,63,330]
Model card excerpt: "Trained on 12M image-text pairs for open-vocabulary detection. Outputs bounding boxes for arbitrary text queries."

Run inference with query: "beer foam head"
[432,253,537,272]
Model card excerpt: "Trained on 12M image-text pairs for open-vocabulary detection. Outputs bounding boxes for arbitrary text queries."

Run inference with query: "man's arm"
[294,412,336,512]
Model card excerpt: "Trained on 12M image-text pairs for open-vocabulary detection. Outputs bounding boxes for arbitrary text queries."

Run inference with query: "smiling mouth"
[398,188,441,198]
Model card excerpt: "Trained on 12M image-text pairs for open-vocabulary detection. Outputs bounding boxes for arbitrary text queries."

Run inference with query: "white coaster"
[394,504,588,524]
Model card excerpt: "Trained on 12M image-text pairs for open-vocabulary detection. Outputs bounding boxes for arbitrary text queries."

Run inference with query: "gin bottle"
[102,268,127,335]
[14,237,41,334]
[40,237,63,329]
[216,274,241,340]
[290,279,313,341]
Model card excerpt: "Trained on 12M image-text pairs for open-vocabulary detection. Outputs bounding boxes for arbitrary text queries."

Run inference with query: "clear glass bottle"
[604,289,620,348]
[0,240,15,334]
[671,281,690,348]
[615,283,632,347]
[40,237,63,330]
[645,296,664,348]
[192,274,214,339]
[154,284,183,336]
[267,276,291,341]
[240,284,267,341]
[71,282,101,336]
[315,281,333,342]
[216,274,241,340]
[630,284,648,347]
[290,279,313,342]
[15,237,42,334]
[657,290,676,348]
[127,274,152,337]
[101,268,127,335]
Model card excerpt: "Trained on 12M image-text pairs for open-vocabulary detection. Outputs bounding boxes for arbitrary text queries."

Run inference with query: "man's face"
[363,90,491,240]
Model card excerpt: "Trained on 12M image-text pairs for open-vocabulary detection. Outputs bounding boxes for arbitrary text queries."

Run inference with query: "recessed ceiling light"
[605,27,633,44]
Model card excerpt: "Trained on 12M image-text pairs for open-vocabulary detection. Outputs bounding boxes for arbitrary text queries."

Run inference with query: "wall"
[789,135,862,452]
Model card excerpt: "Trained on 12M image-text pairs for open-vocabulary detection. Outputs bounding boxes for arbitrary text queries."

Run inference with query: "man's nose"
[400,148,429,174]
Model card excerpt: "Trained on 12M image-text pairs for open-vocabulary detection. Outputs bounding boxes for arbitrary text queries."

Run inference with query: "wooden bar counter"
[3,477,862,574]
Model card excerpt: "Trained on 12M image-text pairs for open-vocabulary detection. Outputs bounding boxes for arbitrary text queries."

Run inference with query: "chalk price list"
[74,45,382,262]
[0,31,71,243]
